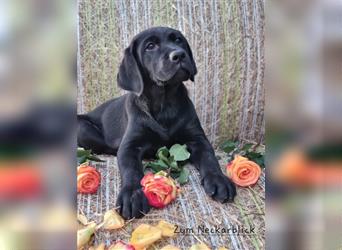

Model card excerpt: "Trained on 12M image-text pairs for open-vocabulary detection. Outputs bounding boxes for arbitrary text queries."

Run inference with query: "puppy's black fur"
[78,27,236,219]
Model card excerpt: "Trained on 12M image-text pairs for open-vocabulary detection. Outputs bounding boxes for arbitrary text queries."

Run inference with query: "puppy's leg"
[116,140,150,219]
[77,118,116,155]
[187,135,236,202]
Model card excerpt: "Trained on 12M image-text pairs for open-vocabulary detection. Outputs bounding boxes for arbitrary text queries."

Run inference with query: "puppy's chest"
[155,107,177,125]
[152,103,179,130]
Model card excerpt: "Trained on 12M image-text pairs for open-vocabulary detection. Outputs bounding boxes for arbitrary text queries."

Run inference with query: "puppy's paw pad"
[202,173,236,203]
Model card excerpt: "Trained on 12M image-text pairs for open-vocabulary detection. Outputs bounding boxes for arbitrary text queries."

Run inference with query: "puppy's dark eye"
[175,37,182,43]
[145,42,156,51]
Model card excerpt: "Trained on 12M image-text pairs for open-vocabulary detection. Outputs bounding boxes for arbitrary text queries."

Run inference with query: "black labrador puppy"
[78,27,236,219]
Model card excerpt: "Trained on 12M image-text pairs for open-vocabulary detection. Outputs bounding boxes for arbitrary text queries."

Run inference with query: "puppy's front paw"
[116,185,150,219]
[202,173,236,203]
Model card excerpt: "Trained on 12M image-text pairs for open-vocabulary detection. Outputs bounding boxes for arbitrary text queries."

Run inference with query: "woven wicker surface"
[77,151,265,249]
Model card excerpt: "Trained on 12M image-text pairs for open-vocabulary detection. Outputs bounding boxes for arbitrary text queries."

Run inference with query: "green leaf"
[254,156,265,168]
[157,146,170,163]
[241,143,253,152]
[77,155,88,165]
[246,151,262,160]
[77,147,104,164]
[177,160,189,167]
[77,148,91,158]
[177,168,190,185]
[221,140,237,153]
[87,155,105,162]
[170,172,180,179]
[168,155,181,172]
[145,160,169,173]
[169,144,190,161]
[255,145,265,154]
[145,160,168,169]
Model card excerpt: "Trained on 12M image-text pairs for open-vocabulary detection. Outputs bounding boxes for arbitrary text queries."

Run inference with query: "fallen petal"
[77,213,88,225]
[156,220,176,237]
[108,240,135,250]
[189,243,211,250]
[130,224,162,250]
[77,222,96,249]
[101,209,125,230]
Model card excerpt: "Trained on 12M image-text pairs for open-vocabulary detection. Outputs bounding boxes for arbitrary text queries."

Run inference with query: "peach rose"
[226,155,261,187]
[77,165,101,194]
[140,171,180,208]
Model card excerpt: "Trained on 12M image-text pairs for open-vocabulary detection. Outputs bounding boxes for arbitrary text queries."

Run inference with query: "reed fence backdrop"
[77,0,265,146]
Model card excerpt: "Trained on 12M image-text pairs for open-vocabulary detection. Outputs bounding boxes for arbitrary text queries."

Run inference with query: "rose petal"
[189,243,211,250]
[156,220,176,237]
[226,155,261,187]
[130,224,162,250]
[108,240,135,250]
[100,209,125,230]
[141,172,180,208]
[77,165,101,194]
[77,213,89,225]
[77,222,97,249]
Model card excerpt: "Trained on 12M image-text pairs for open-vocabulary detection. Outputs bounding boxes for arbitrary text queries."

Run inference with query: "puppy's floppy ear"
[117,40,144,96]
[184,39,197,82]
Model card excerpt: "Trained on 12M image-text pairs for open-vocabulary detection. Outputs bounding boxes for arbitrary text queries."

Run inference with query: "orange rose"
[226,155,261,187]
[274,149,342,186]
[77,165,101,194]
[141,171,180,208]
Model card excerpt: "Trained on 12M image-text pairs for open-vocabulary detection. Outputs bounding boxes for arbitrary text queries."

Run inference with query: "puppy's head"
[117,27,197,96]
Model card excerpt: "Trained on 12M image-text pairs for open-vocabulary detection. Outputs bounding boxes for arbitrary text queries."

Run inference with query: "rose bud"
[77,165,101,194]
[140,171,180,209]
[226,155,261,187]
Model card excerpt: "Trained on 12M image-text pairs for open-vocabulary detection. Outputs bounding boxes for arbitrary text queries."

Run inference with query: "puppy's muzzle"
[169,49,186,63]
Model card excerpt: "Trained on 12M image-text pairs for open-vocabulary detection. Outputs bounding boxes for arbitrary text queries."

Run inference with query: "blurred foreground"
[0,0,75,249]
[267,0,342,249]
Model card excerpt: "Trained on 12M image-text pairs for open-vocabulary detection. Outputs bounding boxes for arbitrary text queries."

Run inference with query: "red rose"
[77,165,101,194]
[141,171,180,208]
[0,162,42,199]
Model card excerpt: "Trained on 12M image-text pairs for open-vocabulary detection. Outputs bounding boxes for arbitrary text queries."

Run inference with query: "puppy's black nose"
[169,50,186,63]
